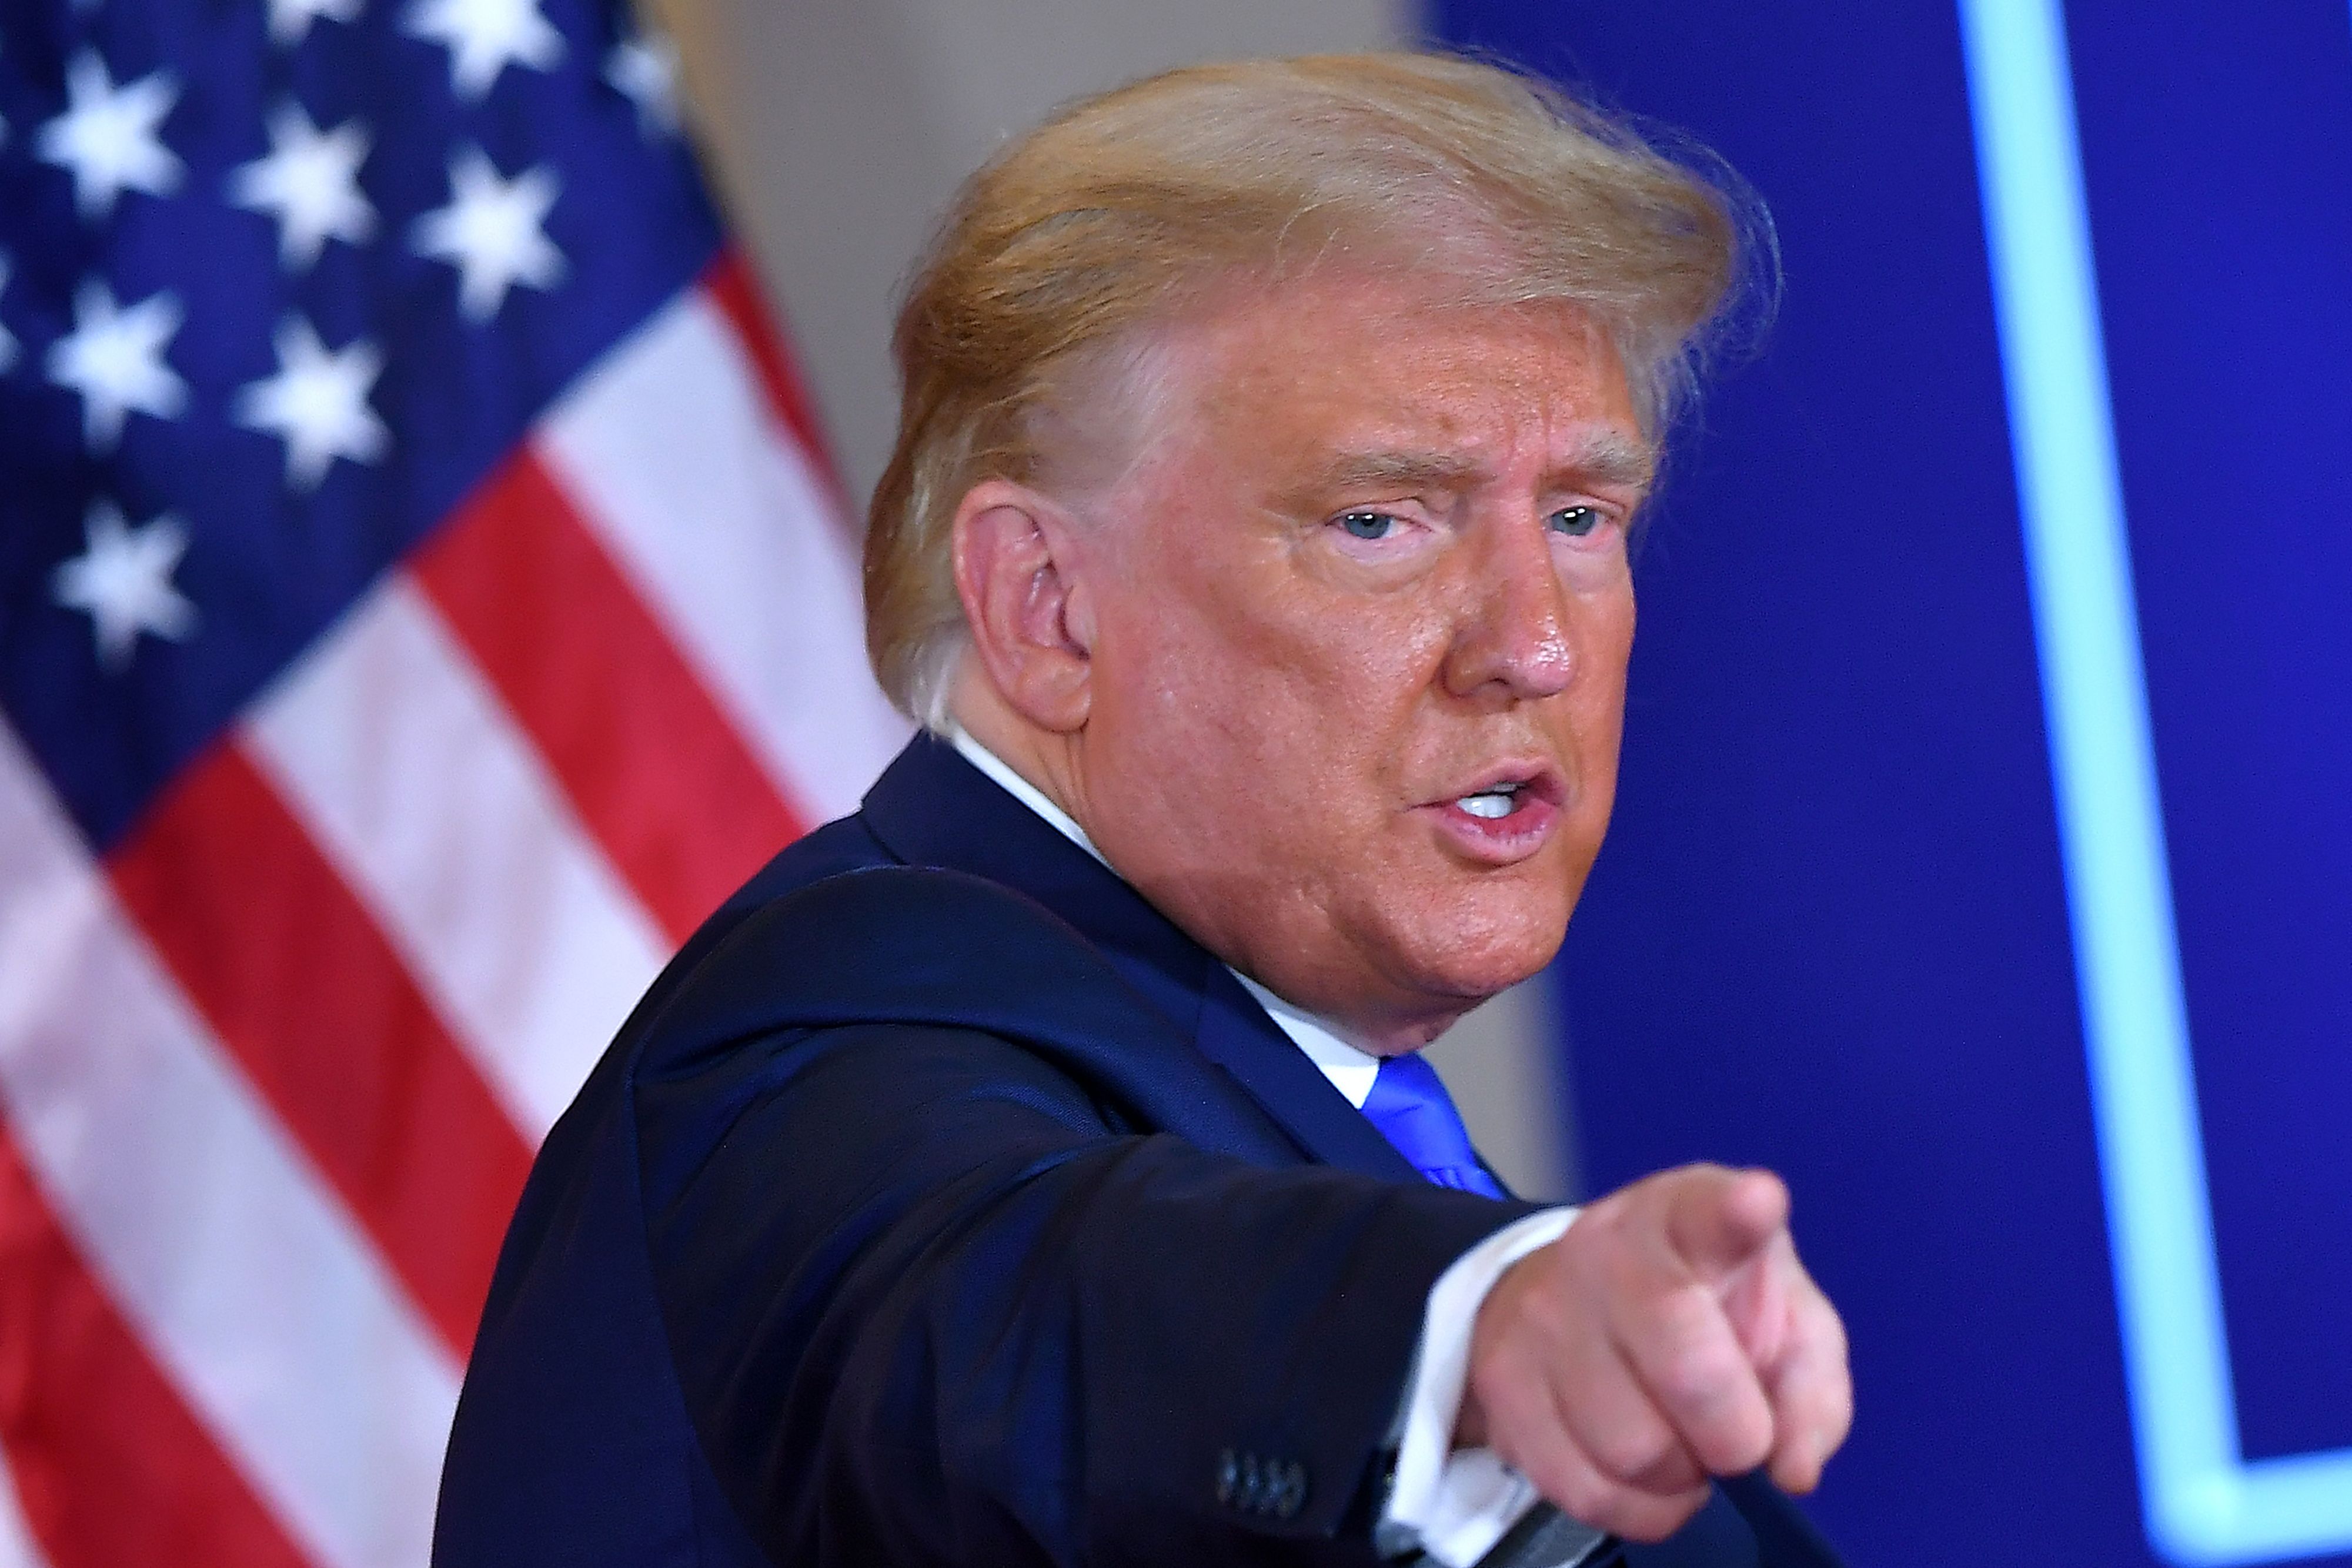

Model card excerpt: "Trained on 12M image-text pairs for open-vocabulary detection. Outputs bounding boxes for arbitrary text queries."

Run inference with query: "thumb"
[1664,1166,1789,1281]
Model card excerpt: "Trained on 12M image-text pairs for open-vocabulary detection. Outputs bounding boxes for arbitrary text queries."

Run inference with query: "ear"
[951,479,1098,733]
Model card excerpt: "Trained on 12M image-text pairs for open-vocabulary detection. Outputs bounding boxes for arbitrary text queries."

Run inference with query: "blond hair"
[866,51,1762,724]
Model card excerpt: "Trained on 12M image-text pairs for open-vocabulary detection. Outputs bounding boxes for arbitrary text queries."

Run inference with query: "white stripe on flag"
[246,576,670,1139]
[0,1454,45,1568]
[0,722,460,1568]
[537,286,910,825]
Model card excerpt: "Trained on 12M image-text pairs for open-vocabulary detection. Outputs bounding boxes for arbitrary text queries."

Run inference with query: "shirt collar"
[949,726,1101,860]
[946,727,1382,1109]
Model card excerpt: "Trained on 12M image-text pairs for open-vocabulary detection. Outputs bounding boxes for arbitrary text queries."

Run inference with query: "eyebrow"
[1561,431,1658,493]
[1302,433,1656,502]
[1309,450,1484,494]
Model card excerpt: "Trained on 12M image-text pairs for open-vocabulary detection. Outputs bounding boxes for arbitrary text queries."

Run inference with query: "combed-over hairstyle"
[866,51,1760,725]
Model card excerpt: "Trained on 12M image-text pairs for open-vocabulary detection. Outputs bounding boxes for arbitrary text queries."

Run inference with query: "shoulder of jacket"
[643,865,1146,1056]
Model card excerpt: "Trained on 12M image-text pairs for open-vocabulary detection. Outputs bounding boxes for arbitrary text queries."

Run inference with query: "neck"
[947,679,1091,834]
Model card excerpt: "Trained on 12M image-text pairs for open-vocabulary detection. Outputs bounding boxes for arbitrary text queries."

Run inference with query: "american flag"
[0,0,907,1559]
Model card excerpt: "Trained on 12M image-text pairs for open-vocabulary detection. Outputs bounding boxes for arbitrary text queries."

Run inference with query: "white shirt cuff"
[1379,1206,1578,1567]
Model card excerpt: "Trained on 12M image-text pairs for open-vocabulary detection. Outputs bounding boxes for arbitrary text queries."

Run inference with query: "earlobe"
[951,480,1094,733]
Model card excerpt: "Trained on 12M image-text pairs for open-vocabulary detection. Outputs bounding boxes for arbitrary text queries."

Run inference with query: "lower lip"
[1422,793,1561,865]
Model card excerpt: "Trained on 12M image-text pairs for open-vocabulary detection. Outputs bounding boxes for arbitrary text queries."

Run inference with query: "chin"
[1386,881,1571,1007]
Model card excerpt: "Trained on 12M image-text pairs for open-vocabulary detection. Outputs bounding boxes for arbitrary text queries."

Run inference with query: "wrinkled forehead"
[1166,276,1648,482]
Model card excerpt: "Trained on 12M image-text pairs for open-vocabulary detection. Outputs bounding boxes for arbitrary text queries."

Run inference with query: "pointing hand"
[1456,1165,1852,1542]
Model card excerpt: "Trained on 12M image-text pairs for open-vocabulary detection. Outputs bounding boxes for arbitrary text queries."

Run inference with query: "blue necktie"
[1361,1052,1507,1199]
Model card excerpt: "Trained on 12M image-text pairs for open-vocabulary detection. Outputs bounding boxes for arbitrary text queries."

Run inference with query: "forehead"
[1152,270,1647,489]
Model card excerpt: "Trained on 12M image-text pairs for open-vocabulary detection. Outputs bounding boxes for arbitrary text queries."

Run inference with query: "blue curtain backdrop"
[1424,4,2352,1567]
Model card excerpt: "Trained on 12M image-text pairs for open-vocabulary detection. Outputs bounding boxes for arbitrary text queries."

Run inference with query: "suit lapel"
[860,736,1421,1183]
[1194,965,1422,1182]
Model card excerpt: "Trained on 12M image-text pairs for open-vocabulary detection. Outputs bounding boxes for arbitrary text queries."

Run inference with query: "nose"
[1438,517,1577,703]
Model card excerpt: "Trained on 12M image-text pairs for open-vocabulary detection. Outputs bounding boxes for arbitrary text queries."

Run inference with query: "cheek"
[1559,595,1636,868]
[1578,583,1636,725]
[1088,577,1292,811]
[1255,598,1459,829]
[1117,567,1441,778]
[1258,553,1463,711]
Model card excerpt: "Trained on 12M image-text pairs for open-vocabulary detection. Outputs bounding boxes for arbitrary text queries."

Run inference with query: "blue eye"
[1548,506,1603,537]
[1338,511,1396,540]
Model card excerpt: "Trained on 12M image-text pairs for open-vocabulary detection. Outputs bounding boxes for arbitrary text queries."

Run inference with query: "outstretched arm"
[637,1019,1534,1567]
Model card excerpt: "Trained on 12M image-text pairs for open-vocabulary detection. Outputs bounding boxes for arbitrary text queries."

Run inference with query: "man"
[435,53,1852,1568]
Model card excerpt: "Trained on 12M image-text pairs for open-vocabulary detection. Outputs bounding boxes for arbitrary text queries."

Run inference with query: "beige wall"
[652,0,1406,504]
[647,0,1578,1201]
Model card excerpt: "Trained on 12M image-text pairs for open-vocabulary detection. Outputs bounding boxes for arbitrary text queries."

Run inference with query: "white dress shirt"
[947,731,1576,1566]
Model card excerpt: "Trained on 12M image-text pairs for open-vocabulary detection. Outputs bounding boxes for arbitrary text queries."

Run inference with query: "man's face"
[1064,271,1646,1045]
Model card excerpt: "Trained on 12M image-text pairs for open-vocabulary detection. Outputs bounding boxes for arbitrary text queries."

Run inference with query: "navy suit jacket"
[432,735,1846,1568]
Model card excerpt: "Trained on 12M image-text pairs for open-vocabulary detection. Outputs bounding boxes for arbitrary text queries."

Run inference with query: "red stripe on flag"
[0,1122,313,1568]
[414,451,806,944]
[106,744,531,1356]
[701,250,849,508]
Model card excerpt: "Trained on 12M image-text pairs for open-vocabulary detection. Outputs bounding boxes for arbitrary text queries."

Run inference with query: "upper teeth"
[1458,787,1518,820]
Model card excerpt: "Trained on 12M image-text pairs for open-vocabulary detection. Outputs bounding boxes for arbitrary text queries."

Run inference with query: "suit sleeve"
[632,1018,1535,1568]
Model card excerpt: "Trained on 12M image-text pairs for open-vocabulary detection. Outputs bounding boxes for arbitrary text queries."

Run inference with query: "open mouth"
[1454,782,1528,820]
[1425,770,1561,864]
[1443,766,1561,820]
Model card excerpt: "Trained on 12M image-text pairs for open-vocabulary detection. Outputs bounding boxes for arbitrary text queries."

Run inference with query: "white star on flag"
[268,0,362,46]
[233,316,391,490]
[605,35,680,138]
[52,500,199,671]
[0,258,17,375]
[411,147,565,321]
[35,51,185,220]
[46,280,189,450]
[229,103,377,270]
[402,0,564,101]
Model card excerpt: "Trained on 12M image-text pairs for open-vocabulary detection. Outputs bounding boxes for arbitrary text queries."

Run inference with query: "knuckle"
[1635,1447,1706,1497]
[1658,1343,1736,1411]
[1494,1252,1569,1324]
[1552,1466,1615,1527]
[1588,1421,1672,1484]
[1696,1393,1776,1475]
[1648,1297,1738,1407]
[1719,1407,1775,1473]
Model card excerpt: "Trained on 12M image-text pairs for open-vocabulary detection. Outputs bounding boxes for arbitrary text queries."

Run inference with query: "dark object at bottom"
[1459,1473,1845,1568]
[1470,1504,1617,1567]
